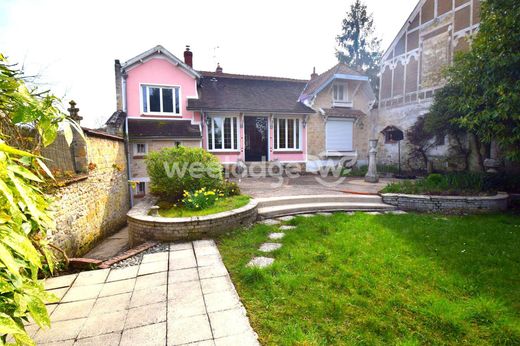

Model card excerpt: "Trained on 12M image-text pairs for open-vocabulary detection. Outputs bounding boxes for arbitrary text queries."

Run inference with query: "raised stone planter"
[381,192,509,214]
[127,196,258,246]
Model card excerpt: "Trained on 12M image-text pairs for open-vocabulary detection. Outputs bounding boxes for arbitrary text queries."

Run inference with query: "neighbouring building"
[375,0,481,169]
[106,45,375,198]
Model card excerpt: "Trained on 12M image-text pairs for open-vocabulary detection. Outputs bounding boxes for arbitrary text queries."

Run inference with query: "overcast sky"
[0,0,417,127]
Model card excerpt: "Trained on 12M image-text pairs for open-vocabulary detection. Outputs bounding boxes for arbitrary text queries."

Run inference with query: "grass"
[218,212,520,345]
[158,195,250,217]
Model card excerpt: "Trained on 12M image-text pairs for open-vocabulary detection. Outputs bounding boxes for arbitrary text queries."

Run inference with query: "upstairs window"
[274,118,300,150]
[141,85,180,115]
[333,84,345,101]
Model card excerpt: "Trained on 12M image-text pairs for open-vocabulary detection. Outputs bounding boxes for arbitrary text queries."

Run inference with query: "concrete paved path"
[84,227,129,261]
[37,240,259,346]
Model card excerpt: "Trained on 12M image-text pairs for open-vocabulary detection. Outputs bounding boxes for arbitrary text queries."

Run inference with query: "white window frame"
[273,117,302,151]
[135,182,146,195]
[133,143,148,155]
[140,83,181,116]
[333,84,348,102]
[206,115,240,152]
[325,118,354,153]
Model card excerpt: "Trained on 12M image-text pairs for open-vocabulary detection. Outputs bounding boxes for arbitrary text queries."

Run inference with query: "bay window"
[207,116,239,150]
[274,118,300,150]
[141,85,180,115]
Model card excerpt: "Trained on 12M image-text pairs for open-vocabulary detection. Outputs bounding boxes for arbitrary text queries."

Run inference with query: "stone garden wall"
[381,192,509,214]
[48,129,130,256]
[127,197,258,246]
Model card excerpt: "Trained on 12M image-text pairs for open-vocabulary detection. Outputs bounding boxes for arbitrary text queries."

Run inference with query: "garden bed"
[127,196,258,246]
[158,195,250,217]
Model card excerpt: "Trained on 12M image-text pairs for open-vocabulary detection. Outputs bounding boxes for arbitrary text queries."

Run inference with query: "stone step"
[258,202,395,219]
[256,194,383,208]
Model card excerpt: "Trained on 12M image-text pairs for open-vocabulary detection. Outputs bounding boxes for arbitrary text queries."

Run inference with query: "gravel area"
[110,243,170,269]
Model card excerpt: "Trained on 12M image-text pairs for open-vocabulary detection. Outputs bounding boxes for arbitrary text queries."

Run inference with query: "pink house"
[106,45,375,198]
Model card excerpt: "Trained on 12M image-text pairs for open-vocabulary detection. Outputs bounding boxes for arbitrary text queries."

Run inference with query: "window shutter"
[326,119,353,151]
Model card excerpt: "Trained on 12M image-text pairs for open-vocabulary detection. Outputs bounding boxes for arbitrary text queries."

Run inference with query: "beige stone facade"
[49,133,130,256]
[375,0,480,169]
[129,139,201,195]
[306,79,375,168]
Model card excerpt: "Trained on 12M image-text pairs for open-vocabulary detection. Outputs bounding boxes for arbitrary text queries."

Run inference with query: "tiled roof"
[300,63,366,101]
[187,72,313,114]
[128,119,201,139]
[322,107,366,118]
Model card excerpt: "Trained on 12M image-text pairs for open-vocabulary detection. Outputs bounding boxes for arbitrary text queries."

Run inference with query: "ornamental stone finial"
[68,100,83,123]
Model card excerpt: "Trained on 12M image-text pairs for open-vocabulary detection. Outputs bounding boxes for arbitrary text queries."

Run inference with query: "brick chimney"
[114,59,123,111]
[184,45,193,67]
[216,63,223,74]
[311,67,318,79]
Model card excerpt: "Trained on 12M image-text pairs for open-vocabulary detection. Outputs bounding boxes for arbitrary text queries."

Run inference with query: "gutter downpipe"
[122,72,134,208]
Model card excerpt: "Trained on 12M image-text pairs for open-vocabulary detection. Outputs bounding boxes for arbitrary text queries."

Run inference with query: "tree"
[336,0,382,94]
[0,53,79,345]
[429,0,520,161]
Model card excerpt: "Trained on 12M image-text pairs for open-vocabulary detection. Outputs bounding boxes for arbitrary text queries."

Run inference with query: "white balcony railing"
[332,100,353,108]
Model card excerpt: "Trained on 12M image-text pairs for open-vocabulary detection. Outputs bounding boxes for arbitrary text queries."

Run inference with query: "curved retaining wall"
[127,197,258,246]
[381,192,509,214]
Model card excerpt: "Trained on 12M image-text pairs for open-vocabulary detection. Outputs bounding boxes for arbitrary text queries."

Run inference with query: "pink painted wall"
[200,113,307,163]
[126,57,200,123]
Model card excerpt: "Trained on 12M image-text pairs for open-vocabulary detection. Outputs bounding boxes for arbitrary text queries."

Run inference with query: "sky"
[0,0,417,127]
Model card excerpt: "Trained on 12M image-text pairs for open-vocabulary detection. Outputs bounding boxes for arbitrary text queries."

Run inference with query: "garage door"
[326,119,353,151]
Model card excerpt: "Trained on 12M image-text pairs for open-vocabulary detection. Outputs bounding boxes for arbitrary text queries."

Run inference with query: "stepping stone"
[277,215,294,222]
[259,243,282,253]
[365,211,382,215]
[279,225,296,231]
[247,257,274,268]
[317,212,332,216]
[345,212,355,215]
[298,214,314,218]
[268,232,285,240]
[259,219,280,225]
[386,210,408,215]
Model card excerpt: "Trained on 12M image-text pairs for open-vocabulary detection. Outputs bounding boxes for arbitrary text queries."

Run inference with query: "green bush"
[380,172,517,196]
[146,146,223,202]
[221,180,241,197]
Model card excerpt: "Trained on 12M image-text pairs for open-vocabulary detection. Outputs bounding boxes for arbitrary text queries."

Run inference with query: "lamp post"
[365,139,379,183]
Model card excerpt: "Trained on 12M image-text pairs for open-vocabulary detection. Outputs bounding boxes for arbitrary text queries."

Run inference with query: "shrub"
[381,172,517,196]
[146,146,223,202]
[182,188,220,210]
[221,180,241,197]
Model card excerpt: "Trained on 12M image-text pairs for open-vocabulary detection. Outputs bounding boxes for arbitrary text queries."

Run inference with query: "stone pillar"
[365,139,379,183]
[68,101,89,174]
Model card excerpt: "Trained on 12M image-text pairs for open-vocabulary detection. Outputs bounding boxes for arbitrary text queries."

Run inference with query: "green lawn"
[218,212,520,345]
[158,195,250,217]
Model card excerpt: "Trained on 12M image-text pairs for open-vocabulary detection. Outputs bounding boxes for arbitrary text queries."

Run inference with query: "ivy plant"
[0,53,80,345]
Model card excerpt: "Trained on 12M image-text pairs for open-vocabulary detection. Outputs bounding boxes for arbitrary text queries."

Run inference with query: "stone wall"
[381,192,509,214]
[49,131,130,256]
[127,197,258,246]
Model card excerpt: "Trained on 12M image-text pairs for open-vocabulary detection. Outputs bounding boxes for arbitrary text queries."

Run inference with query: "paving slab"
[73,269,109,287]
[209,307,256,339]
[142,251,169,263]
[259,242,283,253]
[120,322,167,346]
[106,265,139,282]
[268,232,285,240]
[168,267,199,283]
[41,242,258,346]
[125,302,166,329]
[247,257,275,268]
[167,314,213,345]
[45,274,77,290]
[258,219,281,225]
[74,332,121,346]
